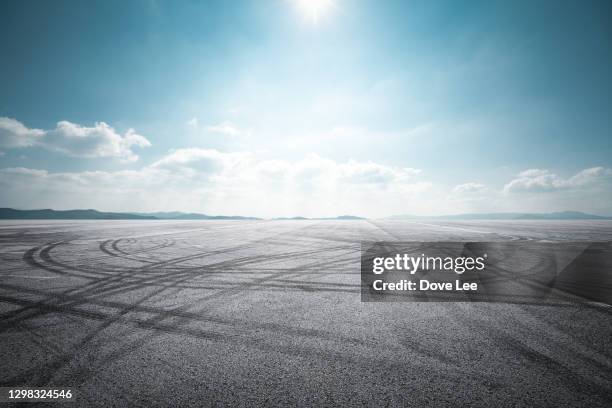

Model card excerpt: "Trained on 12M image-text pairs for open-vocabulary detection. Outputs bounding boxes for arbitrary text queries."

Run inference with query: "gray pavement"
[0,220,611,407]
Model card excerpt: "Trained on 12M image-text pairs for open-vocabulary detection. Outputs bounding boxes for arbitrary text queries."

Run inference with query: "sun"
[294,0,337,24]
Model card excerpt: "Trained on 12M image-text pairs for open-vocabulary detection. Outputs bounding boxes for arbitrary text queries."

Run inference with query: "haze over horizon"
[1,0,611,218]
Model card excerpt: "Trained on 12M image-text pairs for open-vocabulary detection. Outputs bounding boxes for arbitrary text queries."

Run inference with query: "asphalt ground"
[0,220,611,407]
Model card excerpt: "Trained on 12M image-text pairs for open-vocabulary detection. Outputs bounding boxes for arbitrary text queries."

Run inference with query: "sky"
[1,0,611,217]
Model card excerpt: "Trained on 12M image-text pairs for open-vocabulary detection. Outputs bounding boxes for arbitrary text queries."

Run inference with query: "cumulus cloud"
[452,182,486,194]
[149,149,421,188]
[0,117,45,148]
[3,153,611,216]
[0,117,150,161]
[503,167,612,194]
[0,150,430,217]
[150,148,249,178]
[568,167,612,186]
[45,121,151,161]
[447,182,492,209]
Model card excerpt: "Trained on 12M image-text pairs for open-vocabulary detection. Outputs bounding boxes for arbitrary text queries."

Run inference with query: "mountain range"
[130,211,260,220]
[0,208,156,220]
[0,208,255,220]
[386,211,612,220]
[272,215,366,220]
[0,208,363,220]
[0,208,610,220]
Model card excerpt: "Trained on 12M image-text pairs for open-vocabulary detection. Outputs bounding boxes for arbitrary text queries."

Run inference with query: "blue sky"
[1,0,611,217]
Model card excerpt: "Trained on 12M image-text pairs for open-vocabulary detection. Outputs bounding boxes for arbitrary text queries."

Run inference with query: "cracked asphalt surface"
[0,220,611,407]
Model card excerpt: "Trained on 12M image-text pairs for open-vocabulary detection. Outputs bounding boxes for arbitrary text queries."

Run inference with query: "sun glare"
[295,0,336,24]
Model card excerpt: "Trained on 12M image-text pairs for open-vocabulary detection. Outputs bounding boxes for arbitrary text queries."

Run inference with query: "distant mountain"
[0,208,363,221]
[132,211,260,220]
[7,208,605,221]
[0,208,261,220]
[0,208,156,220]
[273,215,366,220]
[334,215,367,220]
[386,211,612,220]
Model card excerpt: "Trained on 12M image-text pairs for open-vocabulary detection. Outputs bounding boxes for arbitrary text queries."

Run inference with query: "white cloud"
[3,157,611,216]
[0,150,430,217]
[503,167,612,194]
[150,148,249,178]
[46,121,151,161]
[568,166,612,187]
[446,182,492,211]
[205,122,244,137]
[150,149,421,189]
[452,182,486,194]
[3,136,609,217]
[0,117,45,148]
[337,159,420,185]
[0,117,151,161]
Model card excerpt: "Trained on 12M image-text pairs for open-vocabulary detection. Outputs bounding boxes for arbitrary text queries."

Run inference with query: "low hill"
[132,212,260,220]
[273,215,366,220]
[0,208,156,220]
[387,211,612,220]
